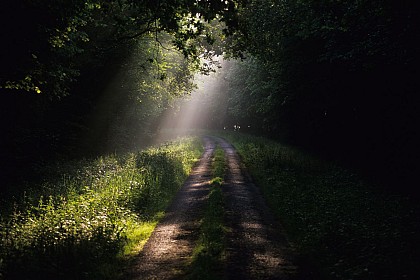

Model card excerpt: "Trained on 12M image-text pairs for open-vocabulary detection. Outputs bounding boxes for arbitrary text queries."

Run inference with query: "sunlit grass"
[0,136,203,280]
[218,131,419,280]
[122,219,159,257]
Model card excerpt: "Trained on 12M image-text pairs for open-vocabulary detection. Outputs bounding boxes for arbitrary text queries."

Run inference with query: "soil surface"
[128,136,298,279]
[217,137,297,279]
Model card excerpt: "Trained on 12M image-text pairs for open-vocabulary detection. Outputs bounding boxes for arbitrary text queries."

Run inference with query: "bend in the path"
[128,136,216,280]
[215,136,298,280]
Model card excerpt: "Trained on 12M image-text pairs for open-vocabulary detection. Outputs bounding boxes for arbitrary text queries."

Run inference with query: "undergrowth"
[220,132,420,280]
[0,137,202,280]
[187,144,226,279]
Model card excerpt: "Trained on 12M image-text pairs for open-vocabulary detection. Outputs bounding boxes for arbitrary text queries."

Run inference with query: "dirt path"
[128,136,215,280]
[215,136,297,279]
[128,136,297,279]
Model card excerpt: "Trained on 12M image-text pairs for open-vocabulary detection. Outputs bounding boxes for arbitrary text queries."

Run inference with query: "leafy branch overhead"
[1,0,241,97]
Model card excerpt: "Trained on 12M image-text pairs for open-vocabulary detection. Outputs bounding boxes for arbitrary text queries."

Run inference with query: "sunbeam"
[156,57,229,140]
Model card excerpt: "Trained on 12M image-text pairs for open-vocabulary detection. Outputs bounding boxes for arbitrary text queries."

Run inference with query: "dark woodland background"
[1,0,419,195]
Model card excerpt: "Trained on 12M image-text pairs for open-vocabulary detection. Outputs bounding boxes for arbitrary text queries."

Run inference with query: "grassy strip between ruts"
[186,144,226,280]
[218,131,420,280]
[0,137,203,280]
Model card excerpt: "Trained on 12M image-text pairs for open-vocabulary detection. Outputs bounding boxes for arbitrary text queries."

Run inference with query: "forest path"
[128,136,298,279]
[128,136,215,280]
[215,136,298,279]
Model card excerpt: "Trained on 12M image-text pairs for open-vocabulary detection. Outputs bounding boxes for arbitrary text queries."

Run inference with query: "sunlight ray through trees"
[1,0,419,279]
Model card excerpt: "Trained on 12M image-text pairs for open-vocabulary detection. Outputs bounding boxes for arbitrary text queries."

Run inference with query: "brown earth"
[128,136,298,279]
[216,136,297,280]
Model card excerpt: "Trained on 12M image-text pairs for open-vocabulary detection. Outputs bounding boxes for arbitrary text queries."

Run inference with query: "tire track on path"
[215,136,298,280]
[128,136,216,280]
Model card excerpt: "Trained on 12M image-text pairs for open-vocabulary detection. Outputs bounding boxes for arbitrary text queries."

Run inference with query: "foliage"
[221,132,420,280]
[221,0,420,189]
[80,33,200,155]
[0,0,241,97]
[0,137,202,280]
[0,1,240,185]
[222,58,284,133]
[0,30,201,186]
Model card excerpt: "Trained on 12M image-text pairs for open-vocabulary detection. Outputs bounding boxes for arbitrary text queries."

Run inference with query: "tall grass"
[219,132,419,280]
[0,137,202,280]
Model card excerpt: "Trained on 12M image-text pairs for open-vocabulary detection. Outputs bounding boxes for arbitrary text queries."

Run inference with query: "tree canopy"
[1,0,419,191]
[0,0,240,97]
[0,0,241,184]
[222,0,420,189]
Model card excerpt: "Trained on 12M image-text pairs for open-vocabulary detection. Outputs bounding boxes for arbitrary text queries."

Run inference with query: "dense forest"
[1,1,420,279]
[1,0,419,194]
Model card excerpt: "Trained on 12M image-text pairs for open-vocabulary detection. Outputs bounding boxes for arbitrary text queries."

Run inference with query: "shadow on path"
[215,136,298,280]
[128,137,215,280]
[128,136,299,279]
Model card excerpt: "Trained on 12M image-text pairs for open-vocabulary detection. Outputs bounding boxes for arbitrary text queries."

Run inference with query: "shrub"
[0,137,202,280]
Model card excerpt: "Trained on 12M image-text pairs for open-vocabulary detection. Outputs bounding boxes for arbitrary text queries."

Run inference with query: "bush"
[220,132,420,280]
[0,137,202,280]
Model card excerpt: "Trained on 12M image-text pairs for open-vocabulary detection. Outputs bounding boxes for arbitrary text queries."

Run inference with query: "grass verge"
[187,145,226,280]
[219,131,420,280]
[0,137,202,280]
